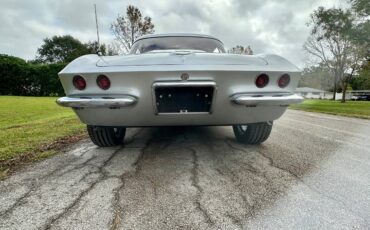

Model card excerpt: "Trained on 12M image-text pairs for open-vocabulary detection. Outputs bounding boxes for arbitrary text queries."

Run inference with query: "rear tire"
[232,122,273,144]
[87,125,126,147]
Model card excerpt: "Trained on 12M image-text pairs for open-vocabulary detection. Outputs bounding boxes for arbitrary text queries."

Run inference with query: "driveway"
[1,110,370,230]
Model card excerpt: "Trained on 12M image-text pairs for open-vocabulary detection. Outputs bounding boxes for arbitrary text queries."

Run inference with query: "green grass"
[0,96,85,166]
[290,99,370,119]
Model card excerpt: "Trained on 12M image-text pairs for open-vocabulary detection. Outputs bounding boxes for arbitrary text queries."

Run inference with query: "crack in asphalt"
[226,213,243,229]
[110,132,214,229]
[213,154,254,228]
[183,135,255,229]
[56,154,99,178]
[43,147,124,230]
[0,189,32,217]
[110,210,122,230]
[110,132,155,230]
[0,146,98,218]
[225,139,369,224]
[3,120,369,230]
[40,144,95,179]
[2,130,147,229]
[215,167,254,216]
[187,146,215,226]
[225,139,300,178]
[253,146,369,222]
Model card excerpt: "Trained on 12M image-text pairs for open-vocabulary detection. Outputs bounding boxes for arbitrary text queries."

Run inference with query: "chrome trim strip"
[231,93,303,106]
[156,112,211,115]
[56,96,137,108]
[151,81,217,115]
[152,81,217,88]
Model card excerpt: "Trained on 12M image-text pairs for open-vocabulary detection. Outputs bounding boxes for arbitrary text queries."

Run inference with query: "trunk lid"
[96,51,268,67]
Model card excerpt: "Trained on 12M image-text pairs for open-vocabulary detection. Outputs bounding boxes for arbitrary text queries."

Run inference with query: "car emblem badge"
[181,73,189,81]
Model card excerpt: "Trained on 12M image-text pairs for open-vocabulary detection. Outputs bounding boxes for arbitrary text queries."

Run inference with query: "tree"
[351,75,370,90]
[351,61,370,90]
[36,35,114,63]
[350,0,370,57]
[0,54,28,95]
[111,5,155,54]
[36,35,91,63]
[351,0,370,17]
[86,41,107,55]
[299,64,333,90]
[304,6,367,102]
[228,45,253,55]
[106,43,120,56]
[0,54,66,96]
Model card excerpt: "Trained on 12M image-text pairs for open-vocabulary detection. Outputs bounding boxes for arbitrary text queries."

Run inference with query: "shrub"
[0,54,66,96]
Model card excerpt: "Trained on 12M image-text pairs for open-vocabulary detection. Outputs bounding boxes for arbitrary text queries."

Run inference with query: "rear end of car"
[57,55,302,127]
[56,34,303,146]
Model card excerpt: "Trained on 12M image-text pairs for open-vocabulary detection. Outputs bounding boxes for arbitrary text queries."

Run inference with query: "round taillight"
[97,75,110,90]
[278,74,290,88]
[255,74,269,88]
[73,75,86,90]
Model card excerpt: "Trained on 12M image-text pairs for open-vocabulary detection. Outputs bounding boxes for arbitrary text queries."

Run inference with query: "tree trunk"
[332,72,337,100]
[341,81,347,103]
[332,82,337,100]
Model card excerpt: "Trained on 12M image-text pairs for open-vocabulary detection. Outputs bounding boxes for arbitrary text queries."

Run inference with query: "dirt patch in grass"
[0,132,87,180]
[0,96,88,179]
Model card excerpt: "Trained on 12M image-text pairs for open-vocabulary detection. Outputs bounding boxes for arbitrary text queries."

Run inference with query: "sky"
[0,0,340,67]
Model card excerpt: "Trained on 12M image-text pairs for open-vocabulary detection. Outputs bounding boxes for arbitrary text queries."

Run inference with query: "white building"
[296,88,370,100]
[295,87,327,99]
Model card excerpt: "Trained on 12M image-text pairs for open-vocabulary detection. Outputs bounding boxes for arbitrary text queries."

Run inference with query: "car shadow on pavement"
[0,123,350,229]
[112,125,342,228]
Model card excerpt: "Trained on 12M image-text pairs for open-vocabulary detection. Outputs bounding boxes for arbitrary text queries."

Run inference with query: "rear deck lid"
[96,51,268,67]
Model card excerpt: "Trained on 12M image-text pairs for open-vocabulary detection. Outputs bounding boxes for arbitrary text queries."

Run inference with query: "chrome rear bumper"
[56,92,299,126]
[57,93,302,109]
[56,96,137,108]
[231,93,303,106]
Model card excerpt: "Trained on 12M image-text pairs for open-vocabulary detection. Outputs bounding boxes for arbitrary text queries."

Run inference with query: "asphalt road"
[1,110,370,230]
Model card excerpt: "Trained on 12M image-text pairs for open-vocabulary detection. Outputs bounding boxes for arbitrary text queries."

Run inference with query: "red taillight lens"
[255,74,269,88]
[73,75,86,90]
[278,74,290,88]
[97,75,110,90]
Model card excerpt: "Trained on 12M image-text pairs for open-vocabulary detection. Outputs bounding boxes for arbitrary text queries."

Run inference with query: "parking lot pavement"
[1,110,370,230]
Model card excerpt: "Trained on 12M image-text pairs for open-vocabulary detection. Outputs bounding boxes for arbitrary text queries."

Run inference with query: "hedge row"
[0,54,66,96]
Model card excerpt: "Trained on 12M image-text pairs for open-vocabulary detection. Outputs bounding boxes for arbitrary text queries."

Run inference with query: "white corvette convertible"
[57,33,303,147]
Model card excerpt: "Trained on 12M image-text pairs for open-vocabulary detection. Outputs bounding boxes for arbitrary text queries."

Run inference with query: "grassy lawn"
[0,96,85,176]
[290,99,370,119]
